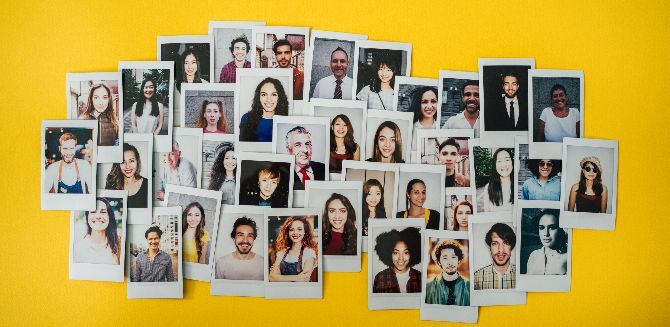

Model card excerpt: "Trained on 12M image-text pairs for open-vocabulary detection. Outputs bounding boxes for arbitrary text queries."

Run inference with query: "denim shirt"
[521,175,561,201]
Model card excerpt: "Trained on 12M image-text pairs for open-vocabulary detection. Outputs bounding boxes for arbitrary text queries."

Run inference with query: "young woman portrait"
[196,99,230,134]
[356,55,398,110]
[208,144,236,204]
[322,193,357,255]
[131,78,165,135]
[329,114,360,172]
[396,179,439,230]
[182,202,210,264]
[477,148,514,212]
[269,216,318,282]
[73,197,122,265]
[362,178,387,236]
[367,121,404,163]
[239,77,289,142]
[78,83,119,146]
[567,156,607,213]
[372,227,422,293]
[104,143,149,208]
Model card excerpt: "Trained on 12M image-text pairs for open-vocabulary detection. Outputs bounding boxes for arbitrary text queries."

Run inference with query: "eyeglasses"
[539,161,553,167]
[582,166,597,173]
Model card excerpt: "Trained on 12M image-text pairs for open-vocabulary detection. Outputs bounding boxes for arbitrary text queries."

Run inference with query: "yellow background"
[1,0,668,325]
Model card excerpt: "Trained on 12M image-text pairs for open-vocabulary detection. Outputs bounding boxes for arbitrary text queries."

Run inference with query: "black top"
[128,177,148,208]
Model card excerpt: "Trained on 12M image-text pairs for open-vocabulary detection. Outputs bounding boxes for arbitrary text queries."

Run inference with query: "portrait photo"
[41,120,97,211]
[209,20,265,83]
[392,77,439,150]
[152,128,202,205]
[416,129,473,190]
[396,164,445,230]
[470,139,515,214]
[66,72,123,163]
[201,134,236,204]
[366,110,413,164]
[444,194,474,232]
[305,30,367,101]
[236,152,294,208]
[515,140,562,203]
[158,35,214,127]
[438,71,480,138]
[353,40,412,111]
[181,83,235,134]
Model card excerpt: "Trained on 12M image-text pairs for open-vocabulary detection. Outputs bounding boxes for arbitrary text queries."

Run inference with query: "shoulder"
[396,211,406,218]
[410,268,421,278]
[316,75,333,85]
[375,267,394,278]
[201,79,209,83]
[429,209,440,218]
[77,159,92,170]
[474,264,490,276]
[303,247,316,259]
[357,85,372,97]
[570,183,579,192]
[311,161,325,170]
[540,107,552,119]
[202,230,210,242]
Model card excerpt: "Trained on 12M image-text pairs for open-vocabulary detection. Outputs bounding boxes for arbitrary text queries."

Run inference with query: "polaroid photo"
[468,138,515,216]
[478,58,536,147]
[152,127,203,206]
[309,99,367,179]
[528,69,585,158]
[392,77,439,152]
[516,200,572,292]
[468,214,526,306]
[437,70,480,138]
[304,180,363,272]
[444,190,475,232]
[235,152,295,208]
[208,20,265,84]
[420,230,478,323]
[118,61,174,152]
[66,72,123,163]
[211,205,266,297]
[560,138,618,230]
[201,133,236,204]
[157,35,214,127]
[98,133,153,224]
[341,160,400,252]
[127,206,183,299]
[164,185,222,281]
[396,164,445,230]
[264,207,323,299]
[41,120,97,211]
[353,40,412,111]
[69,189,127,282]
[235,68,293,153]
[415,129,474,193]
[304,30,367,101]
[368,218,425,310]
[366,109,413,164]
[180,83,236,134]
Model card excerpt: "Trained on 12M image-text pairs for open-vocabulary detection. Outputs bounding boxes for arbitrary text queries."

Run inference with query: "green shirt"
[425,274,470,306]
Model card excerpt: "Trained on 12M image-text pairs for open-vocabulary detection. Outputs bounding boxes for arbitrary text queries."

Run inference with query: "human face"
[392,241,410,273]
[377,127,396,159]
[259,82,279,113]
[88,200,110,232]
[204,103,221,127]
[365,185,381,207]
[91,86,110,114]
[538,160,553,178]
[223,150,236,173]
[407,182,426,209]
[59,139,77,164]
[289,220,306,245]
[330,50,349,79]
[495,150,513,177]
[439,248,459,275]
[332,117,348,138]
[503,75,519,98]
[232,41,248,62]
[166,146,180,170]
[420,90,437,119]
[552,89,567,110]
[120,150,138,178]
[234,224,255,254]
[489,232,512,267]
[455,204,471,230]
[378,64,394,84]
[327,199,348,232]
[439,144,459,168]
[259,175,279,198]
[143,81,155,100]
[288,133,313,169]
[274,44,292,68]
[184,53,198,79]
[461,85,480,114]
[186,206,202,229]
[582,162,598,181]
[147,232,160,251]
[538,214,560,248]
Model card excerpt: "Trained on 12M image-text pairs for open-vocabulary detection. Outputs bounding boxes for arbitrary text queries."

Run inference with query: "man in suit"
[285,126,325,190]
[485,72,528,131]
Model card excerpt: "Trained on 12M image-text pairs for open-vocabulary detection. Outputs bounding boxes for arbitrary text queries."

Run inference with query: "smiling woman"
[239,77,289,142]
[73,197,122,265]
[269,216,318,282]
[367,121,404,163]
[322,193,357,255]
[104,143,149,208]
[182,202,210,264]
[372,227,422,293]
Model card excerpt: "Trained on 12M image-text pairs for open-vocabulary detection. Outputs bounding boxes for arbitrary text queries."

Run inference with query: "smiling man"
[312,47,353,100]
[272,39,304,100]
[485,72,528,131]
[285,126,325,190]
[157,140,197,201]
[44,132,92,194]
[473,223,517,290]
[425,240,470,305]
[219,35,251,83]
[215,217,264,280]
[442,80,481,137]
[132,226,174,282]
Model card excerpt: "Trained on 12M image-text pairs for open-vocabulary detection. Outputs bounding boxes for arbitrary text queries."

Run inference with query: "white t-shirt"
[540,107,580,142]
[73,235,118,265]
[357,85,394,110]
[396,270,410,293]
[312,75,353,100]
[215,252,264,280]
[441,111,481,138]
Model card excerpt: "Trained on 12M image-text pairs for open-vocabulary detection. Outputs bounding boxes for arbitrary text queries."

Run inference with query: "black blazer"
[292,161,326,190]
[485,95,528,131]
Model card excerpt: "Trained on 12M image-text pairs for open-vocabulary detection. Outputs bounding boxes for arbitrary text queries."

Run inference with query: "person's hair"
[487,148,514,206]
[452,200,473,231]
[240,77,289,141]
[145,225,163,239]
[578,160,604,195]
[432,240,464,268]
[85,197,120,255]
[331,47,349,60]
[550,84,567,98]
[527,159,561,179]
[83,83,119,135]
[501,72,519,84]
[208,144,235,190]
[438,138,460,153]
[230,216,257,239]
[135,78,159,117]
[362,178,387,218]
[404,179,426,211]
[229,35,250,54]
[374,227,421,268]
[285,126,311,150]
[370,54,399,93]
[322,193,357,255]
[485,223,516,249]
[258,166,280,183]
[330,114,357,155]
[532,209,568,253]
[372,121,403,163]
[274,216,318,254]
[59,132,77,145]
[462,80,479,90]
[182,202,207,262]
[272,39,293,54]
[410,86,438,123]
[196,99,229,132]
[105,143,142,190]
[178,48,203,91]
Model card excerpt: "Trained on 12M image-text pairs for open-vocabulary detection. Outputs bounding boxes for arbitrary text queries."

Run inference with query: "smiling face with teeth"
[87,200,110,232]
[288,220,306,245]
[419,89,438,121]
[327,198,348,233]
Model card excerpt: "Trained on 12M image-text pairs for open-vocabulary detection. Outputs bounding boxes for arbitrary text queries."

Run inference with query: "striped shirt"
[132,250,174,282]
[473,264,516,290]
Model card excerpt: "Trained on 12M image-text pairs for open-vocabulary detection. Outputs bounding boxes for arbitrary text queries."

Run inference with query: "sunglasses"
[539,161,553,167]
[582,166,598,173]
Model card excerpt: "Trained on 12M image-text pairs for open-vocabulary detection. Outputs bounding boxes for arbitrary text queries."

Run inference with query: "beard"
[235,242,252,254]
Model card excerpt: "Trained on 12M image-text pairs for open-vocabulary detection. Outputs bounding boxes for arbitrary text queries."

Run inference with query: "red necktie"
[300,167,310,186]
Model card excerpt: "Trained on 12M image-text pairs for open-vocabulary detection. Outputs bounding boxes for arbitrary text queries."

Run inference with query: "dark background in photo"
[531,77,581,142]
[439,78,476,128]
[482,65,531,131]
[44,127,94,168]
[122,68,171,135]
[395,83,436,113]
[160,43,212,83]
[355,48,408,93]
[309,38,355,98]
[238,160,292,208]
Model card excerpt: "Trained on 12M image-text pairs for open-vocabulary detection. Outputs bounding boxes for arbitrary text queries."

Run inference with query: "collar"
[505,96,518,105]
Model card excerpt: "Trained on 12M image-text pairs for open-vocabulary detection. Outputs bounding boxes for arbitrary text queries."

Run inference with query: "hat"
[580,156,602,172]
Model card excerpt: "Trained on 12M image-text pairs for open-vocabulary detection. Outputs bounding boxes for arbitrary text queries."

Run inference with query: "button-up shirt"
[312,75,353,100]
[132,249,174,282]
[473,264,516,290]
[521,175,561,201]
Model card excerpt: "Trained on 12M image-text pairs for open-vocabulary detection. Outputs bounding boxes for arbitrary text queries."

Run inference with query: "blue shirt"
[240,113,273,142]
[521,175,561,201]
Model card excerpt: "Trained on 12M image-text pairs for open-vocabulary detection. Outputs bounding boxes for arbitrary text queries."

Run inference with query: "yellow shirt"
[183,230,210,263]
[401,209,430,224]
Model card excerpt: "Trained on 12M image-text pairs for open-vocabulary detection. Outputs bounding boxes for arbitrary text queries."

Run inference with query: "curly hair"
[369,54,399,93]
[81,83,119,135]
[371,121,403,163]
[330,114,357,155]
[239,77,289,141]
[230,216,257,239]
[182,202,207,262]
[105,143,142,190]
[487,148,514,206]
[409,86,438,123]
[135,78,159,117]
[229,35,250,55]
[485,223,516,249]
[208,143,235,190]
[196,99,230,133]
[533,209,568,254]
[177,48,203,91]
[85,197,120,256]
[374,227,421,268]
[527,159,561,179]
[274,216,318,255]
[145,225,163,239]
[452,200,473,231]
[431,239,464,267]
[323,193,357,255]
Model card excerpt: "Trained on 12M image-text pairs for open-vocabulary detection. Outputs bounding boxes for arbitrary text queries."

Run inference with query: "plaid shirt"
[132,250,174,282]
[473,264,516,290]
[218,60,251,83]
[373,267,422,293]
